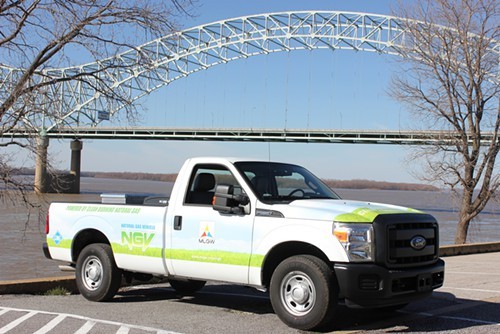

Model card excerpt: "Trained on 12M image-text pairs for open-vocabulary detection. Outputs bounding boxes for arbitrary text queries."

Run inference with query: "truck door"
[168,164,253,284]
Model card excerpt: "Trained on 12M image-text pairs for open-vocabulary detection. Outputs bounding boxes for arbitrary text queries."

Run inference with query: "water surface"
[0,178,497,281]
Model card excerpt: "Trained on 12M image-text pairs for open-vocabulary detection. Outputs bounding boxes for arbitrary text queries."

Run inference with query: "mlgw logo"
[199,222,215,244]
[121,231,155,251]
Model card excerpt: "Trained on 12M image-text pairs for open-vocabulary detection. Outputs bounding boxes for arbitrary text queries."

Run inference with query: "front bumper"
[334,259,445,308]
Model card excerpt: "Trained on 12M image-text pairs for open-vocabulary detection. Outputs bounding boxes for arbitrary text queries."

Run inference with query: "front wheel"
[75,243,122,302]
[269,255,338,330]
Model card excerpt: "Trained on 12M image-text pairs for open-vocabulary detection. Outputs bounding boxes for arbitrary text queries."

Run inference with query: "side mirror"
[213,185,249,214]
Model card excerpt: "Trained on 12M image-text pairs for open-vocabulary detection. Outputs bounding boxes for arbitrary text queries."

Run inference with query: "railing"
[3,127,497,146]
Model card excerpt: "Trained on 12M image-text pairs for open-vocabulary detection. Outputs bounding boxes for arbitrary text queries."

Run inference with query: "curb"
[439,241,500,257]
[0,276,77,295]
[1,243,500,295]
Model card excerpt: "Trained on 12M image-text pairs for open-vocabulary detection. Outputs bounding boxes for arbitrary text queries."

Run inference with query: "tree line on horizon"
[11,168,440,191]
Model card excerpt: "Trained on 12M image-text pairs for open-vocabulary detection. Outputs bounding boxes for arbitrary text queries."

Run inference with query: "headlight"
[333,223,373,262]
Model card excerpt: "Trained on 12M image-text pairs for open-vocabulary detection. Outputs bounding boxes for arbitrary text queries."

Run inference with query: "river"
[0,177,498,281]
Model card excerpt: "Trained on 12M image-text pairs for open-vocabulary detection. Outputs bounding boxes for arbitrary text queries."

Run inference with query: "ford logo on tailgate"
[410,236,427,250]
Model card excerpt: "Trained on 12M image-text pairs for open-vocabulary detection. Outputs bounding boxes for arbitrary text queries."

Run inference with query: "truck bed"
[100,193,169,206]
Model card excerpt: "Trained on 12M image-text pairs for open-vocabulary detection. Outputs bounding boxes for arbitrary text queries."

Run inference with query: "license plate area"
[417,274,432,292]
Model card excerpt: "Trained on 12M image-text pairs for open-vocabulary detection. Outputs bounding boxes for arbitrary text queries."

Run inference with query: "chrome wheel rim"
[280,271,316,316]
[82,255,103,291]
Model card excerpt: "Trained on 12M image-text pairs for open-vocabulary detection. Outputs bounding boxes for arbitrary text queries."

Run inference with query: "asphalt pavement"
[0,251,499,333]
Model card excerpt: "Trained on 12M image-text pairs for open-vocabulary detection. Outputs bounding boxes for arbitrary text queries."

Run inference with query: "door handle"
[174,216,182,230]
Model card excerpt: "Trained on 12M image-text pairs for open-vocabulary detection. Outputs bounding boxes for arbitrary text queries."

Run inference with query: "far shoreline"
[84,172,441,192]
[11,168,441,192]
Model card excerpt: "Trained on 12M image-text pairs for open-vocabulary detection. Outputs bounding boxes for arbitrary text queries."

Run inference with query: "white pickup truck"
[44,157,444,330]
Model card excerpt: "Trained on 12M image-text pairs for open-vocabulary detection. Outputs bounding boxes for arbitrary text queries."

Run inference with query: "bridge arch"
[1,11,498,131]
[64,11,408,129]
[2,11,409,130]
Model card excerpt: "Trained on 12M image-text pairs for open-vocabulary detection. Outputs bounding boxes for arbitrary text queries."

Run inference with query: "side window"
[185,164,241,205]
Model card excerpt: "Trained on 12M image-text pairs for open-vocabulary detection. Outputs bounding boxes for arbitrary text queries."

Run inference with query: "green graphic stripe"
[169,249,264,267]
[49,239,264,268]
[334,207,423,223]
[249,254,265,268]
[110,243,264,267]
[47,238,72,249]
[111,243,163,258]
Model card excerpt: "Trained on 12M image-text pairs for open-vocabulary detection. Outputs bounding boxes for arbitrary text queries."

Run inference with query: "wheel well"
[72,229,110,262]
[261,241,330,288]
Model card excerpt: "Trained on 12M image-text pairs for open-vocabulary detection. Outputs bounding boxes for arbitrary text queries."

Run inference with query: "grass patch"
[44,286,70,296]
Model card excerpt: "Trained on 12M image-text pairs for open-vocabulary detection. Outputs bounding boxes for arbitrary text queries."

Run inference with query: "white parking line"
[116,326,130,334]
[74,320,96,334]
[34,314,67,334]
[443,287,500,294]
[445,271,500,276]
[0,310,37,334]
[0,306,183,334]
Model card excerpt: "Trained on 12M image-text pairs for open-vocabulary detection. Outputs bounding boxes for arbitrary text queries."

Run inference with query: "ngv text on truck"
[44,157,444,330]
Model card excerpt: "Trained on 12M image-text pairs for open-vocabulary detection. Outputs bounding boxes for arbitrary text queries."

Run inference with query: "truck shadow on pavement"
[113,283,275,314]
[324,292,500,333]
[112,285,500,332]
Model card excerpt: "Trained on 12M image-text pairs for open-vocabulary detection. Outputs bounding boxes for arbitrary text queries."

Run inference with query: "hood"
[271,199,423,223]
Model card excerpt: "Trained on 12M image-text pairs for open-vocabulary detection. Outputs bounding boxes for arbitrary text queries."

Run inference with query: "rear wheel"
[75,243,122,302]
[270,255,338,330]
[169,279,206,295]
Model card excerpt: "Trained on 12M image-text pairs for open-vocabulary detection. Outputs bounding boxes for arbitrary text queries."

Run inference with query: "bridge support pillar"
[34,135,49,194]
[70,140,83,194]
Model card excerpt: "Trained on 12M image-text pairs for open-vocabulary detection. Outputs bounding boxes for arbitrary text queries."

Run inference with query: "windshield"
[234,161,340,204]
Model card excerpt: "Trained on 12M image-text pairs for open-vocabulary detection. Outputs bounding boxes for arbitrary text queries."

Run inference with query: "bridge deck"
[2,127,497,146]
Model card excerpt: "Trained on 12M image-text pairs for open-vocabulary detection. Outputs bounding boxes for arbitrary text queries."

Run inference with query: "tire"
[169,279,206,295]
[269,255,338,330]
[75,243,122,302]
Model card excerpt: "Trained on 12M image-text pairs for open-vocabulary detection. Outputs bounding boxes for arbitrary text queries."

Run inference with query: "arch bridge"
[0,11,498,192]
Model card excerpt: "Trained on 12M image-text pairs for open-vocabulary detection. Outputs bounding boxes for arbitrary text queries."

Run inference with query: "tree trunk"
[454,189,474,244]
[454,215,471,244]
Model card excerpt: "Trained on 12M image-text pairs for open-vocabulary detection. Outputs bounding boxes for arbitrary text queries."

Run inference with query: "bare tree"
[392,0,499,244]
[0,0,195,196]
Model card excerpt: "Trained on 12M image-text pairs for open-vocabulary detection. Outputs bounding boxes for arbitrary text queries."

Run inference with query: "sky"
[44,0,428,183]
